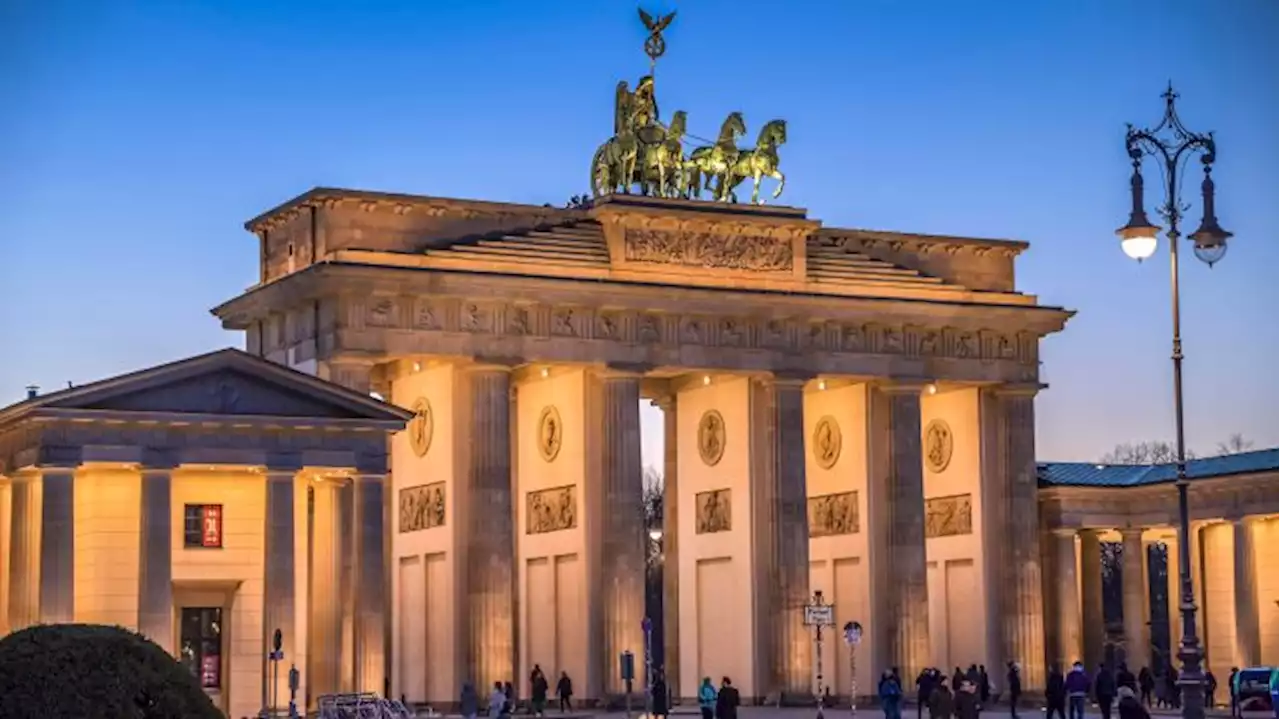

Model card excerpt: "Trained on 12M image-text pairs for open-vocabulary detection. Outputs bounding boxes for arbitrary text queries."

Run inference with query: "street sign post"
[621,650,636,719]
[804,591,838,719]
[842,621,863,719]
[642,618,654,716]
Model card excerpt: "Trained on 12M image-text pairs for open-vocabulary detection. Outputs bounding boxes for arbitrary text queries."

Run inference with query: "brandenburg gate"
[209,11,1071,708]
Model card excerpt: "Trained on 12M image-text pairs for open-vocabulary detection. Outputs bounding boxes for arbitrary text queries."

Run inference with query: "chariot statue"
[588,9,789,204]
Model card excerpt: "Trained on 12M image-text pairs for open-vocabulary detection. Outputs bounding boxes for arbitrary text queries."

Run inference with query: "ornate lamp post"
[1115,84,1232,719]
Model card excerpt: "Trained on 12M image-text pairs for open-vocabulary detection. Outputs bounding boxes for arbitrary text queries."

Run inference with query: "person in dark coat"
[1205,670,1218,709]
[879,670,904,719]
[556,672,573,712]
[530,666,549,717]
[954,680,980,719]
[1006,662,1022,718]
[1066,662,1090,719]
[1117,664,1136,693]
[460,682,480,719]
[1138,667,1155,707]
[652,672,670,718]
[928,678,955,719]
[715,677,740,719]
[1166,666,1180,709]
[1045,664,1067,719]
[1095,664,1117,719]
[1117,686,1151,719]
[978,665,992,707]
[917,669,938,719]
[952,668,966,696]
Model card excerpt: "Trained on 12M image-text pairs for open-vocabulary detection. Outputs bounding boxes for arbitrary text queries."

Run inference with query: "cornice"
[816,228,1029,260]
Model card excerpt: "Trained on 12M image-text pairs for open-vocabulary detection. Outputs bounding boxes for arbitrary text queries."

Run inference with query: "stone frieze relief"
[925,493,973,538]
[527,484,577,534]
[340,295,1038,367]
[399,482,445,533]
[624,229,794,272]
[808,491,858,537]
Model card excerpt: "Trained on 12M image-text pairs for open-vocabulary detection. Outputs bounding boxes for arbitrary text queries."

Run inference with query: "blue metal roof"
[1038,448,1279,488]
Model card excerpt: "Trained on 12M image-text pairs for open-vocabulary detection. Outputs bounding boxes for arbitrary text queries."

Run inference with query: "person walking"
[1006,662,1023,719]
[698,677,717,719]
[1065,661,1090,719]
[1118,686,1152,719]
[1095,663,1117,719]
[652,671,670,719]
[917,669,938,719]
[488,682,507,719]
[879,669,904,719]
[1229,667,1240,718]
[1206,670,1218,709]
[461,683,480,719]
[954,680,980,719]
[530,666,549,717]
[1045,664,1067,719]
[978,666,992,709]
[556,672,573,713]
[714,677,740,719]
[1138,667,1155,707]
[1117,664,1136,693]
[928,678,955,719]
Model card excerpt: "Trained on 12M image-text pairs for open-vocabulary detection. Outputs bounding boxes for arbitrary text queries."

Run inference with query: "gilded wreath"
[924,419,953,473]
[408,397,433,457]
[538,406,563,462]
[697,409,726,466]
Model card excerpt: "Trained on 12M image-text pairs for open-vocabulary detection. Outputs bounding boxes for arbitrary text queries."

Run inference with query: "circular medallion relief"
[408,397,433,457]
[697,409,727,467]
[923,419,954,473]
[812,415,842,469]
[538,406,564,462]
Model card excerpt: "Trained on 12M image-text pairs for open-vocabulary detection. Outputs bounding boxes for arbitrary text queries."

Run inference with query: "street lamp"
[1117,84,1233,719]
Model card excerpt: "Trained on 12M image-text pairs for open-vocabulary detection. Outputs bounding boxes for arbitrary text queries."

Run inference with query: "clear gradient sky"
[1,1,1275,465]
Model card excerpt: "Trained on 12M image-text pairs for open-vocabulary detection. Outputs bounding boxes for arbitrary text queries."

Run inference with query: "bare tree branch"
[1215,433,1254,456]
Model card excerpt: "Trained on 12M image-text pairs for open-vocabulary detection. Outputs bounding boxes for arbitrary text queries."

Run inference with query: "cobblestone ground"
[549,705,1235,719]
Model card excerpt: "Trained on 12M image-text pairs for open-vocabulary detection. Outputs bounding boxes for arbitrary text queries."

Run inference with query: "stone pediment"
[4,348,410,424]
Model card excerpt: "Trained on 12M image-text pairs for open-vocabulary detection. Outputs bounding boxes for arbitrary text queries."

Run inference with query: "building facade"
[211,188,1073,704]
[0,350,411,718]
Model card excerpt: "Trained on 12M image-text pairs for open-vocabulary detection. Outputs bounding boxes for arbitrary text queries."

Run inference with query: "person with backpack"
[880,669,904,719]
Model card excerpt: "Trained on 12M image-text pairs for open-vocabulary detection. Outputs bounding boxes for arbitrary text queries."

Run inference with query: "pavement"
[406,707,1235,719]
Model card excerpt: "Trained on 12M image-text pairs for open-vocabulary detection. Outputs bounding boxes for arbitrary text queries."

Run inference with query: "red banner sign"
[201,505,222,548]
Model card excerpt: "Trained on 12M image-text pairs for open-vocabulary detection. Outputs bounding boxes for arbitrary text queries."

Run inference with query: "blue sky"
[1,0,1275,463]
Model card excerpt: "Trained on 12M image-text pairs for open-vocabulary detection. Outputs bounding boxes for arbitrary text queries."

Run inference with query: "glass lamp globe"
[1120,231,1159,261]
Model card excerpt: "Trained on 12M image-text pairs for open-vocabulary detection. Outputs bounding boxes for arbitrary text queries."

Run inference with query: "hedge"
[0,623,223,719]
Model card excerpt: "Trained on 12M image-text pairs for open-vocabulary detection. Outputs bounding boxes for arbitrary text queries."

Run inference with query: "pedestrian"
[652,671,669,719]
[698,677,717,719]
[880,669,904,719]
[556,671,573,712]
[1229,667,1240,718]
[461,682,480,719]
[1117,664,1136,693]
[530,665,549,717]
[1138,667,1154,707]
[488,682,507,719]
[1095,663,1117,719]
[502,681,514,717]
[929,678,955,719]
[1166,666,1180,709]
[1118,686,1151,719]
[954,680,979,719]
[1206,670,1218,709]
[715,677,740,719]
[917,668,937,719]
[1006,662,1022,718]
[1045,663,1067,719]
[952,668,966,696]
[978,665,992,708]
[1065,661,1090,719]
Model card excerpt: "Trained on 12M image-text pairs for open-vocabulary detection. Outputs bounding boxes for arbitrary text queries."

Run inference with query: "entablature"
[1038,470,1278,530]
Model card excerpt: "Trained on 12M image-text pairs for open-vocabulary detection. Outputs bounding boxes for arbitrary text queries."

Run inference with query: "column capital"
[768,369,815,386]
[1051,527,1080,539]
[874,378,931,396]
[466,356,521,373]
[992,382,1046,399]
[37,464,79,478]
[1119,526,1146,540]
[649,394,675,411]
[596,362,650,380]
[139,466,173,478]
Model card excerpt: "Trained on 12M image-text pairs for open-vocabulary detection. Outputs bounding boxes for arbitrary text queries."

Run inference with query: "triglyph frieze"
[341,295,1038,366]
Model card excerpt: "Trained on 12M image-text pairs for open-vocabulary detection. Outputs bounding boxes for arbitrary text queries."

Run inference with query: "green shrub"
[0,623,223,719]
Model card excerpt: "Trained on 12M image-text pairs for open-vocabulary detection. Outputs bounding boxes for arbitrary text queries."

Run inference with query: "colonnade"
[1045,516,1279,683]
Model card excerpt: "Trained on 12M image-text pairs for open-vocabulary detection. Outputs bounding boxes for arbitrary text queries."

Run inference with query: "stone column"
[653,394,680,699]
[1052,529,1083,668]
[138,468,174,653]
[263,470,297,708]
[338,479,356,691]
[7,478,34,630]
[749,376,811,700]
[597,368,646,696]
[325,359,374,395]
[1232,518,1260,668]
[996,388,1047,688]
[1079,530,1105,667]
[309,480,344,699]
[1188,521,1205,647]
[353,474,388,694]
[867,383,929,681]
[39,467,77,623]
[1164,533,1181,640]
[1120,527,1149,667]
[461,364,515,691]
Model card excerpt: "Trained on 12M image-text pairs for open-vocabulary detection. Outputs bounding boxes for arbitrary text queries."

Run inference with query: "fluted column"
[353,474,388,693]
[1120,527,1149,667]
[597,369,646,696]
[138,468,174,653]
[654,394,680,699]
[309,480,344,698]
[1052,529,1083,667]
[1163,532,1181,639]
[39,467,77,623]
[263,470,297,708]
[7,477,34,630]
[867,383,929,681]
[1079,530,1105,666]
[996,388,1046,687]
[749,376,811,699]
[1232,518,1260,668]
[462,364,515,691]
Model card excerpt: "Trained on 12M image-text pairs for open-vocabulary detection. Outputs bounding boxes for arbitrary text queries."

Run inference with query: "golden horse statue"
[637,110,687,198]
[727,119,787,204]
[684,111,747,202]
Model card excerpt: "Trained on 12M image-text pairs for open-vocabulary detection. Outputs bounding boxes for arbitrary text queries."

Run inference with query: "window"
[179,607,222,690]
[183,504,223,548]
